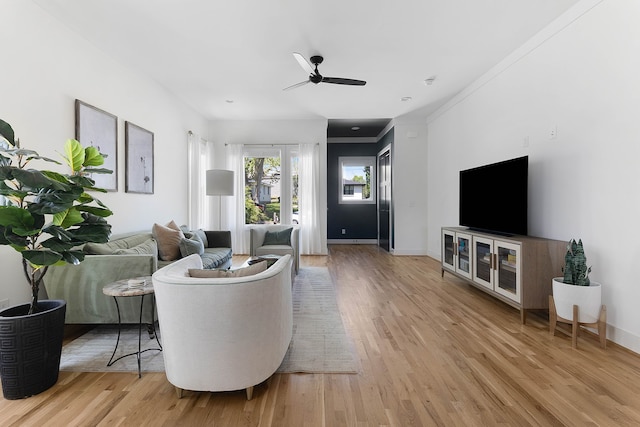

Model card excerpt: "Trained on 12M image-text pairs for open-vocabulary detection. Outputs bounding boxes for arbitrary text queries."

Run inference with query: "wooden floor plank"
[1,245,640,426]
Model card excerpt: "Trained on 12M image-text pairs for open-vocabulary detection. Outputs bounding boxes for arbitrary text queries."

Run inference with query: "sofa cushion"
[263,227,293,246]
[179,232,205,257]
[83,233,152,255]
[255,246,294,258]
[188,261,267,278]
[112,238,158,255]
[153,222,185,261]
[200,247,233,269]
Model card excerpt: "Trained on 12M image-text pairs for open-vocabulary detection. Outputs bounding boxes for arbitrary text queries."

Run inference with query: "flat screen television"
[459,156,528,236]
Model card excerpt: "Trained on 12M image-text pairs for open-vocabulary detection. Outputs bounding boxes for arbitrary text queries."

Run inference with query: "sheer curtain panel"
[299,143,325,254]
[226,143,248,254]
[187,132,213,230]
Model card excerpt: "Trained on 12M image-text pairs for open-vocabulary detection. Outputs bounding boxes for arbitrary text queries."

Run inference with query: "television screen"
[459,156,528,236]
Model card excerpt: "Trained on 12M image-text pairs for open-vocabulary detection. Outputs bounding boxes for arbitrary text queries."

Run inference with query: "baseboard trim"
[392,249,429,256]
[327,239,378,245]
[608,325,640,355]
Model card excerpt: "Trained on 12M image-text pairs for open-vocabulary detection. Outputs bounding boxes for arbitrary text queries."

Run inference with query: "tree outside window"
[244,155,280,224]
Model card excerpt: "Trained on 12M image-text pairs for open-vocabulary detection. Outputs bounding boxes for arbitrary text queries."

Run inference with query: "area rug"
[60,267,359,374]
[60,325,165,373]
[277,266,359,374]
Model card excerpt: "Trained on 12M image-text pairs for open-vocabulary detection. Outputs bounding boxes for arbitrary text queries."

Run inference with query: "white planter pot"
[552,278,602,324]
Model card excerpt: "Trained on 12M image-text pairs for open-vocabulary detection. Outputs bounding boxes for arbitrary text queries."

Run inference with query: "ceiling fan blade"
[283,80,311,91]
[293,52,315,76]
[322,77,367,86]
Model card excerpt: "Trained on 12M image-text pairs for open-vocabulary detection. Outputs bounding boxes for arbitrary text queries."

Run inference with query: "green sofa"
[44,230,232,324]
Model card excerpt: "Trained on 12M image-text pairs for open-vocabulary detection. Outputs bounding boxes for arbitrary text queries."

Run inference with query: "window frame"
[243,145,298,225]
[338,156,376,205]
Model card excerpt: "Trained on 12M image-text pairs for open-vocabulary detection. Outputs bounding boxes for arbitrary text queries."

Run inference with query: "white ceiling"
[33,0,580,123]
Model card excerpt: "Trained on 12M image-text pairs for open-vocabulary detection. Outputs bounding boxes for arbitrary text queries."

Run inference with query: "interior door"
[378,149,391,251]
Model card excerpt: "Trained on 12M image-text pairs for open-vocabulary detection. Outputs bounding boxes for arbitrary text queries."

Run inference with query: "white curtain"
[299,143,325,254]
[226,143,248,254]
[187,132,213,230]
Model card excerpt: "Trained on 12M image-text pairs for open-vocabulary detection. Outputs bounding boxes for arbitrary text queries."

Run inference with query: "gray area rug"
[60,325,164,373]
[277,266,358,374]
[60,266,358,374]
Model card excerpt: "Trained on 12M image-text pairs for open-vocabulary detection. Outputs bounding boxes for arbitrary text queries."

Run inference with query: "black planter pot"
[0,300,66,400]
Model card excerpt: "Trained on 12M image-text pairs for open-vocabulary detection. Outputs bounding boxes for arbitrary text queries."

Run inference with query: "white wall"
[1,2,208,306]
[392,119,429,255]
[426,0,640,352]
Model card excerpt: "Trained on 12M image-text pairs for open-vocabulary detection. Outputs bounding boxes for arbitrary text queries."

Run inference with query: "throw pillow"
[179,225,209,248]
[112,238,158,255]
[166,220,181,232]
[188,261,267,278]
[193,229,209,248]
[263,227,293,246]
[179,232,205,257]
[152,222,185,261]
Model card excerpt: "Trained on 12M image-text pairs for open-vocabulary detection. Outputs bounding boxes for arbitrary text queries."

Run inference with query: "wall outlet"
[549,125,558,139]
[341,229,346,235]
[0,299,9,310]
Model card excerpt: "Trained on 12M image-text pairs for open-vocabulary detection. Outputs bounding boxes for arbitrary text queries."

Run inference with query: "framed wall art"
[125,121,154,194]
[75,100,118,191]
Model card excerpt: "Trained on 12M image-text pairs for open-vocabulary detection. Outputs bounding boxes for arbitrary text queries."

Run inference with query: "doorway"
[377,147,391,251]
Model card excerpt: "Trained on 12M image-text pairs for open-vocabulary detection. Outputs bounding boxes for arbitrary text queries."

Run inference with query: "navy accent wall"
[377,127,393,152]
[327,143,380,240]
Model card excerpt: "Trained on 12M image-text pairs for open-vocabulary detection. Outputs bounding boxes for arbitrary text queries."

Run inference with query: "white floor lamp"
[206,169,235,230]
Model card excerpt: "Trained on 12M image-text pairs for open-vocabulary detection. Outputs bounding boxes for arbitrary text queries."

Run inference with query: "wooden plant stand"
[549,295,607,349]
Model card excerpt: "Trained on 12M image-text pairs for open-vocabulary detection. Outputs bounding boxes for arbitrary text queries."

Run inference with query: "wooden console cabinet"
[442,227,567,324]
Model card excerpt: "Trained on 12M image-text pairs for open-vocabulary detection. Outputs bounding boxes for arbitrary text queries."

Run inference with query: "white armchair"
[152,254,293,400]
[250,225,299,274]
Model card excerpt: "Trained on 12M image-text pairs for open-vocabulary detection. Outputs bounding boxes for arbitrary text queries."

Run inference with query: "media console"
[441,227,567,324]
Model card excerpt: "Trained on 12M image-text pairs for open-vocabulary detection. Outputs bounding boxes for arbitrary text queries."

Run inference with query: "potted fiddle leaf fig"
[551,239,603,324]
[0,118,113,399]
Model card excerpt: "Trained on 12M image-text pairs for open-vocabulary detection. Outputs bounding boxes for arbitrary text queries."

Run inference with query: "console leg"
[598,305,607,349]
[549,295,557,336]
[572,304,579,349]
[246,386,254,400]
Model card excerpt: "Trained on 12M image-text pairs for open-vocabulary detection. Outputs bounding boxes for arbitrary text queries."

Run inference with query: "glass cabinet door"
[442,230,455,272]
[494,241,521,303]
[456,233,472,279]
[472,236,494,290]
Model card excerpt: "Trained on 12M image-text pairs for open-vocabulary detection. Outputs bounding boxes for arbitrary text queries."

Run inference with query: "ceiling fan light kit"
[284,52,367,91]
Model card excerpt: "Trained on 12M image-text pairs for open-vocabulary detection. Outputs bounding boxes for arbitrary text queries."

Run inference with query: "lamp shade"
[206,170,235,196]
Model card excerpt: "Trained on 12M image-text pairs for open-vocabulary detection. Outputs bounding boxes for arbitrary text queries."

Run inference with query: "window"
[339,156,376,204]
[244,146,298,225]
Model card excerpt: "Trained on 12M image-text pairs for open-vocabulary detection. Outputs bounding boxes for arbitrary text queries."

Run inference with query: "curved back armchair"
[152,254,293,400]
[250,225,299,274]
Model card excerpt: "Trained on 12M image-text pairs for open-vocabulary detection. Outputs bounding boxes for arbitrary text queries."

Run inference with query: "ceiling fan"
[283,52,367,91]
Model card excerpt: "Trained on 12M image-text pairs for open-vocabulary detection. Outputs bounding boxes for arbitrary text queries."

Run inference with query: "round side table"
[102,276,162,377]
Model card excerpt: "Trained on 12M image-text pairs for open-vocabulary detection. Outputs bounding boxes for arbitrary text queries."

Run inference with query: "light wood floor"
[2,245,640,426]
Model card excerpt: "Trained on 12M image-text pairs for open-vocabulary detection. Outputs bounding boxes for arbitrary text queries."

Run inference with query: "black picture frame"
[75,100,118,191]
[125,121,154,194]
